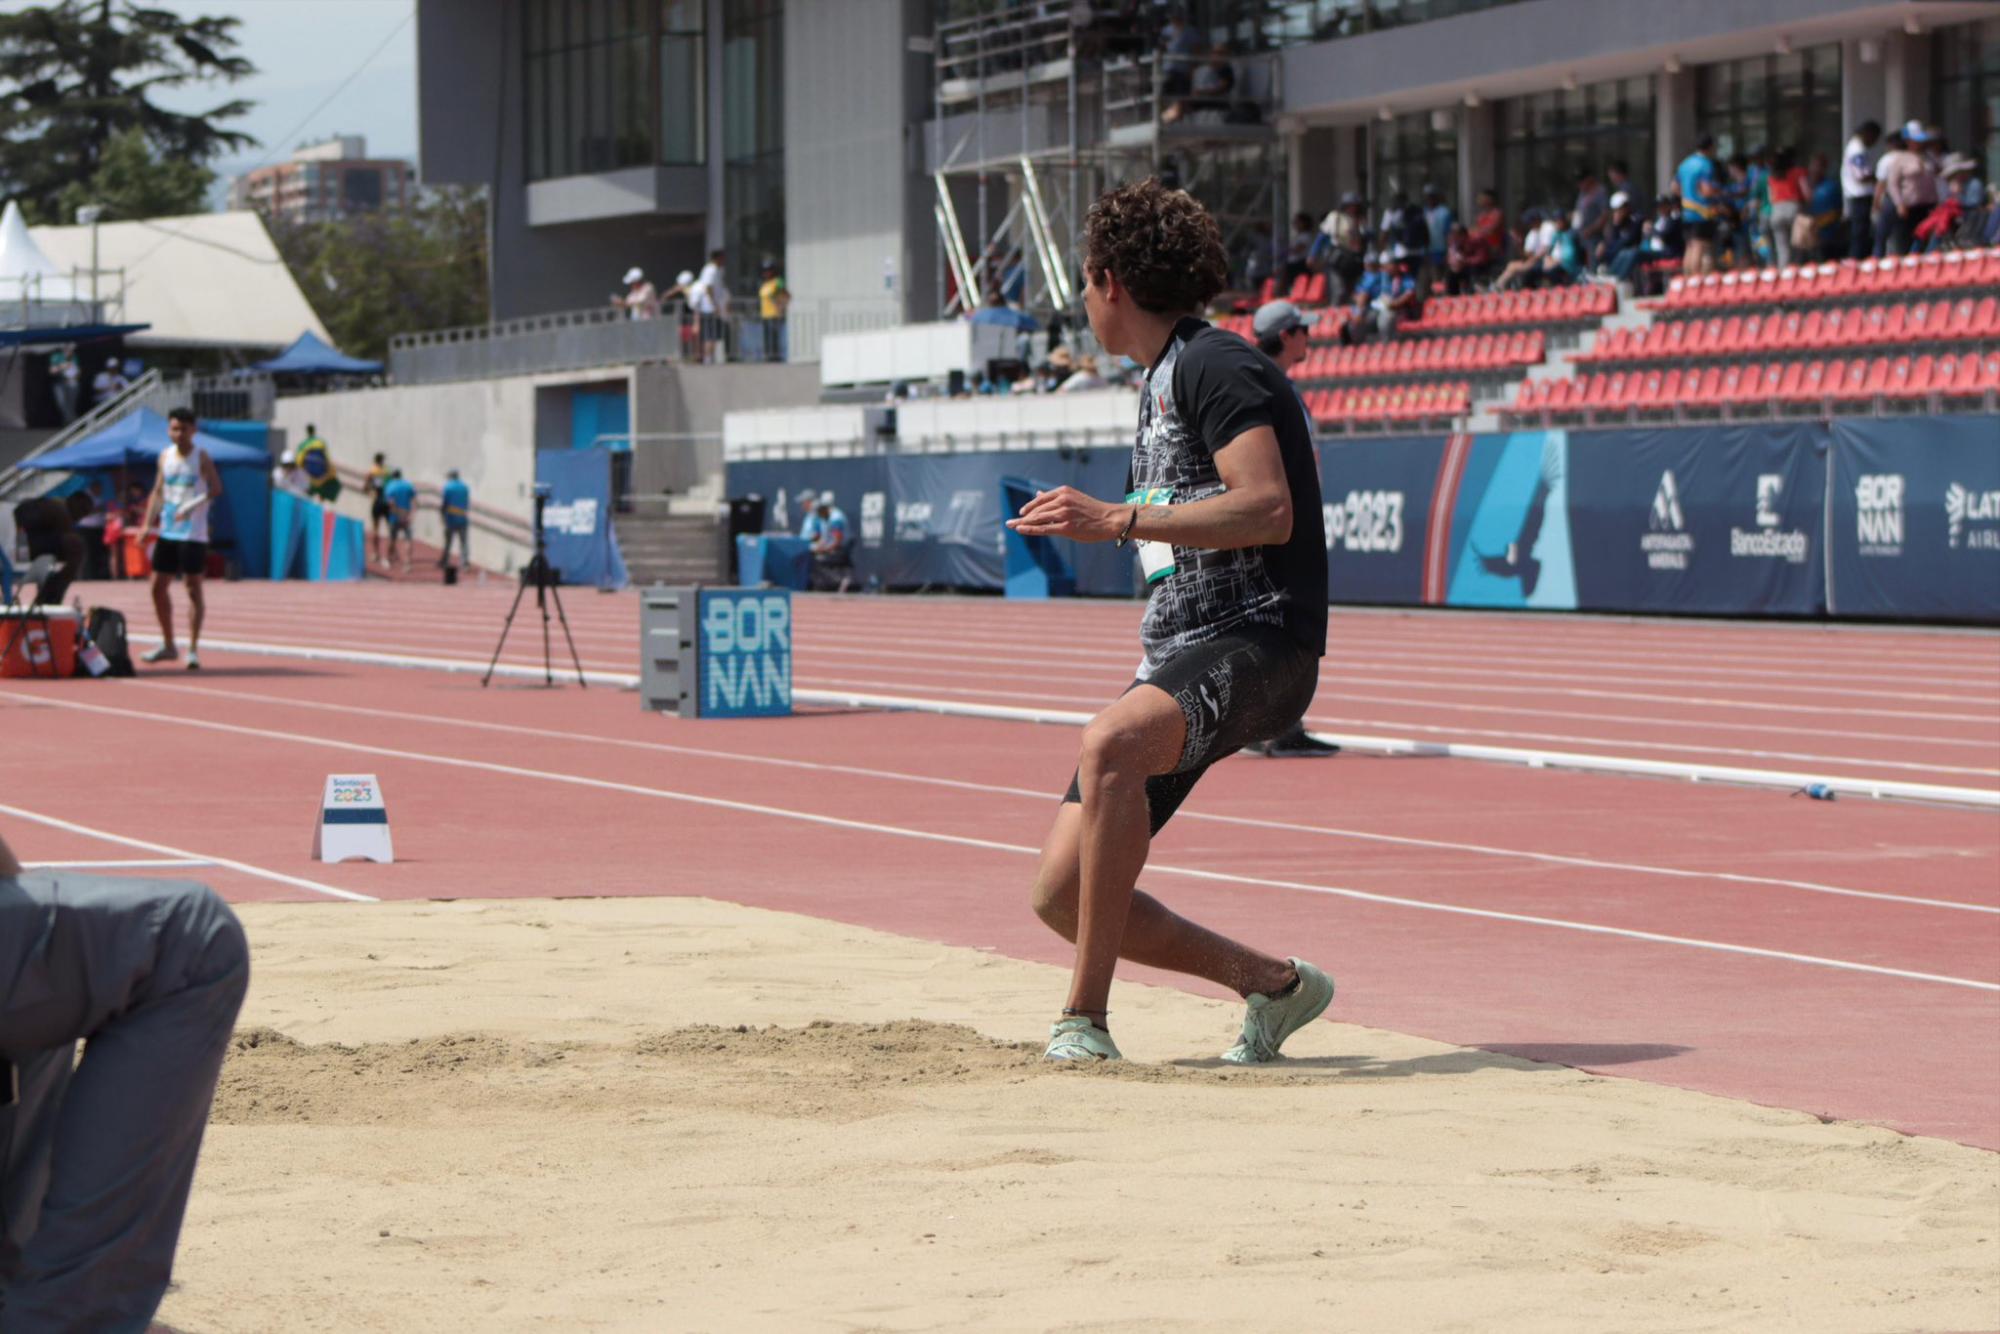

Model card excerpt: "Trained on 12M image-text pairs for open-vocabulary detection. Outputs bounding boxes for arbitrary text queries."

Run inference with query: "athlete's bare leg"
[185,574,205,654]
[149,570,175,650]
[1035,684,1295,1017]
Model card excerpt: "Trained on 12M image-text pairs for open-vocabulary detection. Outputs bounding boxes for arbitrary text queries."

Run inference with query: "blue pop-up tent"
[19,408,274,576]
[250,330,383,376]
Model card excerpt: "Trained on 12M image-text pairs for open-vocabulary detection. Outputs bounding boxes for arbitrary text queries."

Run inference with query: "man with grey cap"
[0,828,249,1331]
[1247,300,1339,759]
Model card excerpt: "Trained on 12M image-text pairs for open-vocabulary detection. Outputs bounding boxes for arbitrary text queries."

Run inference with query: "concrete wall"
[630,361,823,499]
[783,0,934,324]
[272,374,572,574]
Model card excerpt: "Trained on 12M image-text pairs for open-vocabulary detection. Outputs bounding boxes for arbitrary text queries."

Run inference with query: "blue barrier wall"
[726,415,1999,623]
[1827,416,2000,621]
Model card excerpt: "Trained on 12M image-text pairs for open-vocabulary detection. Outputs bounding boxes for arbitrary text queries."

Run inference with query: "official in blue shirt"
[1675,134,1724,276]
[809,491,852,592]
[439,469,471,571]
[796,490,824,543]
[382,471,416,573]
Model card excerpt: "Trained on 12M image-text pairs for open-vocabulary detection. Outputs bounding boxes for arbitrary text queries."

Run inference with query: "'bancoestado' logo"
[1642,470,1692,570]
[1730,472,1809,564]
[542,498,598,536]
[1855,473,1903,557]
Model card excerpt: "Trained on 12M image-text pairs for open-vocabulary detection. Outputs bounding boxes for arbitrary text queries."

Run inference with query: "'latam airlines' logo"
[1946,482,2000,550]
[1642,470,1693,570]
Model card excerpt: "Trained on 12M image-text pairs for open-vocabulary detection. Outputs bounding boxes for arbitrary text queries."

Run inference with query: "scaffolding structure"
[928,7,1286,325]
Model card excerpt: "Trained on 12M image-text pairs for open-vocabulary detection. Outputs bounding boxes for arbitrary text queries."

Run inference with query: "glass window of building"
[523,0,705,181]
[1936,19,2000,186]
[1694,45,1842,164]
[1495,77,1654,217]
[724,0,785,291]
[1370,109,1457,209]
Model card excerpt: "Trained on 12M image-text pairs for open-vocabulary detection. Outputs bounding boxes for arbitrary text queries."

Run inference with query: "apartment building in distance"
[231,135,418,225]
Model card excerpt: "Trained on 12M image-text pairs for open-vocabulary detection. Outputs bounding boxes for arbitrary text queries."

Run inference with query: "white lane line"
[91,634,2000,803]
[183,601,2000,692]
[24,858,214,870]
[130,679,2000,915]
[6,687,1996,992]
[0,801,376,903]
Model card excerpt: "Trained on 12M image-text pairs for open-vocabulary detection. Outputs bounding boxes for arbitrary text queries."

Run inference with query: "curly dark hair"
[1083,179,1230,316]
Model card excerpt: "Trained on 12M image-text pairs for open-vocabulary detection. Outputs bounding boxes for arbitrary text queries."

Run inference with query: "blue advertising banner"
[534,448,629,591]
[697,588,792,717]
[727,449,1135,596]
[1317,435,1446,606]
[1567,422,1828,616]
[1443,431,1579,610]
[1827,416,2000,622]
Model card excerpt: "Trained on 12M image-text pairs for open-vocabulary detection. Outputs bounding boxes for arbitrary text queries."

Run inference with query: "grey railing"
[0,369,166,504]
[388,300,903,386]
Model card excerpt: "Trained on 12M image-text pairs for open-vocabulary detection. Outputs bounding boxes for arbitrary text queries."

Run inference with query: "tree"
[0,1,254,223]
[55,126,213,222]
[271,189,492,362]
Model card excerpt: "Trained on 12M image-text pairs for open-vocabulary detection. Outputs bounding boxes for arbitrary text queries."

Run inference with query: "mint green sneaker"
[1043,1016,1123,1062]
[1221,958,1334,1064]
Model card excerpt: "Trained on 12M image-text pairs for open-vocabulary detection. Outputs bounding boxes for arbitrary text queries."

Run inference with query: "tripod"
[483,492,586,688]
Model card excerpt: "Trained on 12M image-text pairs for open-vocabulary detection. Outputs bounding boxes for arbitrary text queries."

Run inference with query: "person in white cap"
[795,489,823,543]
[613,266,659,320]
[808,491,851,592]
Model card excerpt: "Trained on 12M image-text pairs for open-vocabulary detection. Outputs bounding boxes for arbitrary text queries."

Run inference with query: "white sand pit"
[157,897,1998,1332]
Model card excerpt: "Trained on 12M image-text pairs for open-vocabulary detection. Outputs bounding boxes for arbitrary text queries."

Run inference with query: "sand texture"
[155,897,1998,1333]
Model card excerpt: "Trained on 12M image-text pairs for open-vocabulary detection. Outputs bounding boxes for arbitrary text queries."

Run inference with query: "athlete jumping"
[1006,179,1334,1063]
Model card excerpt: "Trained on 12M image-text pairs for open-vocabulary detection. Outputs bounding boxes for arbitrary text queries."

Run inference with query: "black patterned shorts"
[1063,624,1320,834]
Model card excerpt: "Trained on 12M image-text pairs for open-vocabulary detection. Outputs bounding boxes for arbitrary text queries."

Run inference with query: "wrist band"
[1114,505,1139,547]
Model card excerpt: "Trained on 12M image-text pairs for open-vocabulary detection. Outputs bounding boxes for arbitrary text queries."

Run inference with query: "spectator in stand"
[1597,192,1646,282]
[667,268,698,357]
[1917,154,1982,251]
[1571,169,1610,252]
[1765,147,1809,268]
[1443,223,1476,295]
[1636,194,1686,294]
[1391,193,1429,260]
[757,257,789,363]
[1605,159,1633,206]
[1282,211,1316,288]
[1805,152,1842,257]
[1841,119,1882,259]
[1464,187,1506,288]
[1718,154,1755,267]
[1744,146,1773,262]
[1675,135,1725,276]
[1878,125,1939,256]
[1318,191,1369,300]
[1056,353,1107,392]
[1537,216,1583,287]
[1495,208,1557,290]
[1159,9,1200,90]
[613,267,660,319]
[1340,251,1384,343]
[1422,186,1453,279]
[689,248,731,362]
[1164,42,1233,122]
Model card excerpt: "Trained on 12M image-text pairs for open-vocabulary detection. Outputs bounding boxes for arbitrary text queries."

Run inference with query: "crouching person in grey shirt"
[0,831,248,1333]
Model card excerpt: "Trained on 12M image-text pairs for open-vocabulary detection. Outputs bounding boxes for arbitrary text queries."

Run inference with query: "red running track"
[3,589,1996,1147]
[75,582,2000,794]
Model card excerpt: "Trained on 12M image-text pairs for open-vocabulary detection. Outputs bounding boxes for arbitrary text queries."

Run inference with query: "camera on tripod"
[482,480,584,687]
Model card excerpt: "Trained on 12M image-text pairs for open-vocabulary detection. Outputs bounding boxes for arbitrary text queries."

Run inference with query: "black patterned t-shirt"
[1131,317,1327,672]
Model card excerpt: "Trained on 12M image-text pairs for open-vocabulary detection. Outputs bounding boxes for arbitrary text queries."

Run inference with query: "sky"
[139,0,419,184]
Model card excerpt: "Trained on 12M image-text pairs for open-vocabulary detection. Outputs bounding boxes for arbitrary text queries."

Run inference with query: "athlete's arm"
[138,466,164,536]
[1006,426,1291,548]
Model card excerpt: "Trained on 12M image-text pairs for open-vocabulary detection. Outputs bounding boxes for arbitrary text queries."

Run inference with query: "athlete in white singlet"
[138,408,223,670]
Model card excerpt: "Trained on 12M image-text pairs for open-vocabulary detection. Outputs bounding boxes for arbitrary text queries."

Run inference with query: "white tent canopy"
[30,210,329,350]
[0,200,80,301]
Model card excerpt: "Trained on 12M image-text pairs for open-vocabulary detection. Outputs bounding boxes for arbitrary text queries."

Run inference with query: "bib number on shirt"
[1127,487,1177,584]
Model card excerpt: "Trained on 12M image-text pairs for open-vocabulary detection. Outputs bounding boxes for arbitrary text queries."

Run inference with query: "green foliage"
[271,189,492,361]
[55,126,213,222]
[0,0,254,222]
